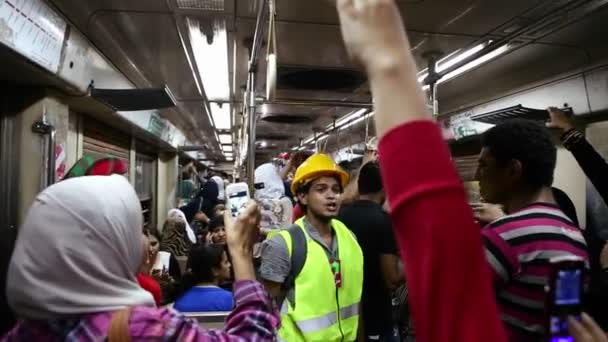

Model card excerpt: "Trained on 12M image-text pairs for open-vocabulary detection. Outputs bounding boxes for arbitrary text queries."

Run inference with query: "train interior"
[2,0,608,334]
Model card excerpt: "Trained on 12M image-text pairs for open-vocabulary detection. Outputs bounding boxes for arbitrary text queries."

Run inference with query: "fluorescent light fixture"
[210,103,231,130]
[440,44,510,83]
[187,17,230,101]
[219,134,232,144]
[222,145,233,152]
[436,42,487,73]
[416,40,502,86]
[333,108,368,128]
[339,112,371,131]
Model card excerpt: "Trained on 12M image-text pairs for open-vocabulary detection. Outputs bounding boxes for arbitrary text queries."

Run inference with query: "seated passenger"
[174,245,234,313]
[167,208,197,244]
[137,232,163,307]
[2,175,277,340]
[161,215,193,257]
[207,216,226,244]
[145,228,181,280]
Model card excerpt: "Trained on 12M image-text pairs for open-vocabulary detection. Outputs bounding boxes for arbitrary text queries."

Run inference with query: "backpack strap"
[107,307,132,342]
[282,224,307,309]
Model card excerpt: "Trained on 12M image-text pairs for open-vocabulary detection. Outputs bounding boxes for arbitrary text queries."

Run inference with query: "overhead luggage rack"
[470,105,550,124]
[90,85,177,112]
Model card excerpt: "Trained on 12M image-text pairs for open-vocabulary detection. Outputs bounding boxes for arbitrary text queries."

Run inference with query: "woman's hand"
[569,313,608,342]
[336,0,410,74]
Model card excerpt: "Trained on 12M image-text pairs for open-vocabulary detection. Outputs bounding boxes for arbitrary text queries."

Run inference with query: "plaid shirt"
[2,280,278,341]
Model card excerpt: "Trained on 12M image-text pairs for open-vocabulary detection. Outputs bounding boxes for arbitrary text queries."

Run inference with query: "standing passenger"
[476,119,589,341]
[338,161,401,342]
[258,153,364,342]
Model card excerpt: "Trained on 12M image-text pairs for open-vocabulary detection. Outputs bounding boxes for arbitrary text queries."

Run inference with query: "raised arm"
[336,1,506,341]
[547,107,608,206]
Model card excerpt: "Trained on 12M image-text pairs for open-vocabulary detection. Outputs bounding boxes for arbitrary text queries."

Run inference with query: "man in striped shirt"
[475,119,589,342]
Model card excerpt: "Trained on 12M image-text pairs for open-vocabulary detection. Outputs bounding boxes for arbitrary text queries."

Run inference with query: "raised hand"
[546,107,574,132]
[336,0,410,74]
[224,201,261,281]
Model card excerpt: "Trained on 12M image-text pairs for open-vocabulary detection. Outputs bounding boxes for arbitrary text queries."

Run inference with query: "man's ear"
[507,159,523,181]
[297,192,308,206]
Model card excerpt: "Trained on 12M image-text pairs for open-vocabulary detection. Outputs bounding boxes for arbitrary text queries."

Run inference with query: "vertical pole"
[246,72,257,194]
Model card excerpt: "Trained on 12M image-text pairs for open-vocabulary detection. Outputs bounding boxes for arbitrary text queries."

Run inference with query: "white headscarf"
[7,175,154,319]
[167,208,196,243]
[254,163,285,200]
[212,176,225,202]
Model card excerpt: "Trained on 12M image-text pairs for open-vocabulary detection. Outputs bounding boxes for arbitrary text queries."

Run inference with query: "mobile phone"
[225,182,251,218]
[546,256,586,342]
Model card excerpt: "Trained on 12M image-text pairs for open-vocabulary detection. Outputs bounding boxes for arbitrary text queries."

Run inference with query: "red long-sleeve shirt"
[378,121,507,342]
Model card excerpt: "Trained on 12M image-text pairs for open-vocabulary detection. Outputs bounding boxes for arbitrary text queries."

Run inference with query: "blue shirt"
[173,286,234,312]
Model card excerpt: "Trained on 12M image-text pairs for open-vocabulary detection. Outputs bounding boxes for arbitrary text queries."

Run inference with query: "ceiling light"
[187,17,230,101]
[436,42,487,73]
[338,112,372,131]
[439,44,510,84]
[210,103,231,130]
[219,134,232,144]
[222,145,233,152]
[416,40,499,85]
[260,141,268,148]
[333,108,368,128]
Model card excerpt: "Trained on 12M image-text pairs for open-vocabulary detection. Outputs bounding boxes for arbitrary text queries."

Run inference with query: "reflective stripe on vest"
[296,302,359,333]
[278,218,364,342]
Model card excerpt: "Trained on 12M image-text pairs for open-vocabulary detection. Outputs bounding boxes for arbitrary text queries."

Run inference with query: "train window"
[82,118,130,165]
[135,153,157,230]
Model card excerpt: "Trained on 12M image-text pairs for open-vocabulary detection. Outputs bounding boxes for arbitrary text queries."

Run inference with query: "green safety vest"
[277,217,364,342]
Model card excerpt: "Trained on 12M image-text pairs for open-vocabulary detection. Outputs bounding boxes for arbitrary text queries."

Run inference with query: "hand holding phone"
[546,256,586,342]
[225,182,251,218]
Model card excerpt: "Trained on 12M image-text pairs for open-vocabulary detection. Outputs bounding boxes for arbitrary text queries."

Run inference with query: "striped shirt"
[1,280,278,342]
[481,203,589,342]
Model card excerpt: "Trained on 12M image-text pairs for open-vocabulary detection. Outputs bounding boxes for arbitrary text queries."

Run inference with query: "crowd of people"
[2,0,608,341]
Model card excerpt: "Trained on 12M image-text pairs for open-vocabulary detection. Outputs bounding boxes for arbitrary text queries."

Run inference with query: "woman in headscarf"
[2,175,278,340]
[254,163,293,234]
[160,216,193,257]
[167,209,197,244]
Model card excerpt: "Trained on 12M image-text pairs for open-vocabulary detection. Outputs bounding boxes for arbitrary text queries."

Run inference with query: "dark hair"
[481,119,556,189]
[208,216,225,232]
[178,244,226,297]
[358,162,383,195]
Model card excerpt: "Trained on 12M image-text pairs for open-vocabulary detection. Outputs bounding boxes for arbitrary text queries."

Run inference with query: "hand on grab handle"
[546,107,574,132]
[336,0,410,73]
[569,313,608,342]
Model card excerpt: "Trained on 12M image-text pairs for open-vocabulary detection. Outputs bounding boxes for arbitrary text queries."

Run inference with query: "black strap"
[282,224,307,308]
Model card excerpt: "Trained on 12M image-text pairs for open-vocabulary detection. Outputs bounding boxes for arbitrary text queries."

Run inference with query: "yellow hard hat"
[291,153,349,194]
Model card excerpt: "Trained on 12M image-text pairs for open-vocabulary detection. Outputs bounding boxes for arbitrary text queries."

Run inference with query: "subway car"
[1,0,608,338]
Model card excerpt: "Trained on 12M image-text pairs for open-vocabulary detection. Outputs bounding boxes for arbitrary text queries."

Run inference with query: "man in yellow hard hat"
[258,153,364,342]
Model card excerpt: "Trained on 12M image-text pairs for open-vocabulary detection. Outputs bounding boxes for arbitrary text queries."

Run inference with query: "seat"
[184,311,231,329]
